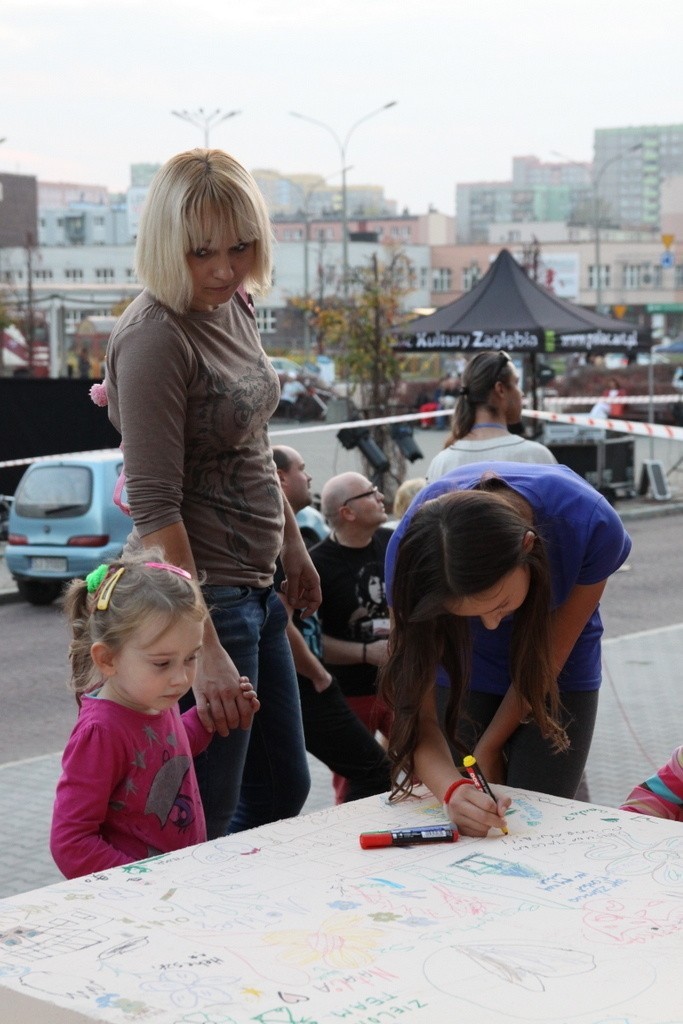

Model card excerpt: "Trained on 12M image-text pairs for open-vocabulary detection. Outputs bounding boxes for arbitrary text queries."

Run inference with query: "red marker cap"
[359,832,393,849]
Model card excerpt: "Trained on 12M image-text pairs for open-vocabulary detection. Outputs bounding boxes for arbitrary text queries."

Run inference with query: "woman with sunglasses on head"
[426,351,556,482]
[381,462,631,837]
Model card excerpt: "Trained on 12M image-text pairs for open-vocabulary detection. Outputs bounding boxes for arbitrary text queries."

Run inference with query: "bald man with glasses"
[311,472,394,802]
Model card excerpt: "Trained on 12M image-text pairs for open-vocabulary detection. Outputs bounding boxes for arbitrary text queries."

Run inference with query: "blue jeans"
[180,585,310,838]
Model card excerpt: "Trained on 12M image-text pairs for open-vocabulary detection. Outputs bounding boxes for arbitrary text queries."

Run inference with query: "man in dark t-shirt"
[272,447,390,804]
[311,471,394,802]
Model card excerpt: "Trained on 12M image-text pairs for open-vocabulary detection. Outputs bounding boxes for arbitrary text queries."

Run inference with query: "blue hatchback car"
[6,451,131,605]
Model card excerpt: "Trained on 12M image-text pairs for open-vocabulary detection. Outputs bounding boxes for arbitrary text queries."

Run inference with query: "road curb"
[617,500,683,522]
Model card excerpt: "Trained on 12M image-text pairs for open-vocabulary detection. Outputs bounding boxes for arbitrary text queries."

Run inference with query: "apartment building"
[594,123,683,230]
[457,126,683,245]
[456,156,593,244]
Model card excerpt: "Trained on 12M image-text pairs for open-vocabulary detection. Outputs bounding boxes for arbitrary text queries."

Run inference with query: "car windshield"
[15,465,93,518]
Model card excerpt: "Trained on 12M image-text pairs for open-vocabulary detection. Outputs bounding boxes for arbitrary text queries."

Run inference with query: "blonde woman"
[105,149,320,838]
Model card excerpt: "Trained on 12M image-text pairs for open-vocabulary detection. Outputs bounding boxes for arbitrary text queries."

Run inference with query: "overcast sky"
[2,0,681,215]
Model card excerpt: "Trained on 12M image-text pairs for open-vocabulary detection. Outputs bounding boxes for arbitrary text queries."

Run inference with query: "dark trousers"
[298,677,391,802]
[435,686,599,799]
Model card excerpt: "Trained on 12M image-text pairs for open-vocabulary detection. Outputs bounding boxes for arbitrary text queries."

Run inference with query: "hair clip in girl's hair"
[85,564,109,593]
[458,386,469,397]
[145,561,192,580]
[96,567,125,611]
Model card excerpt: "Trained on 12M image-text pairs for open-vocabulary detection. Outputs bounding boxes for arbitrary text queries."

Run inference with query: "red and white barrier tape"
[2,407,682,472]
[273,407,683,442]
[525,408,683,441]
[543,394,682,407]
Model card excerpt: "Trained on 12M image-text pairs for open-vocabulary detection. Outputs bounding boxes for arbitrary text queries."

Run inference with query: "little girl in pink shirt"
[51,552,258,878]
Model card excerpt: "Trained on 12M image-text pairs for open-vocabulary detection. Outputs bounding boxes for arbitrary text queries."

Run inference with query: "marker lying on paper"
[359,825,458,849]
[463,755,509,835]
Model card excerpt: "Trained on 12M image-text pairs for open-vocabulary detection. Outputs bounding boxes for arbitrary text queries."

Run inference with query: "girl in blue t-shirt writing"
[381,462,631,838]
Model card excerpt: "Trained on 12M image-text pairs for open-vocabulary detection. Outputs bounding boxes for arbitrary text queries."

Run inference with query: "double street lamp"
[171,108,241,148]
[289,102,397,297]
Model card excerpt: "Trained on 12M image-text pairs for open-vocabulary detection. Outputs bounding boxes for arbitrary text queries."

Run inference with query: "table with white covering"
[0,785,681,1023]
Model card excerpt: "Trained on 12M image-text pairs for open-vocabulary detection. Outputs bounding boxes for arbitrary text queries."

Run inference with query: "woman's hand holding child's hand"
[194,644,260,736]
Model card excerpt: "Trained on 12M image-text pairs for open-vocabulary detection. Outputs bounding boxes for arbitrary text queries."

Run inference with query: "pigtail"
[62,577,98,704]
[444,351,516,445]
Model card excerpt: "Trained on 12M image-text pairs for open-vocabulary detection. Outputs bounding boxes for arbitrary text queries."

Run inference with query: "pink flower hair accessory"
[89,381,108,407]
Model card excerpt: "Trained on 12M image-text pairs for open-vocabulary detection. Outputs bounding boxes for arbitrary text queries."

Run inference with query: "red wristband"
[443,778,474,806]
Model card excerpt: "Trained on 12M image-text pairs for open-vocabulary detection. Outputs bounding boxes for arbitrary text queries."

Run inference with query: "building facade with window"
[271,210,454,247]
[39,205,133,247]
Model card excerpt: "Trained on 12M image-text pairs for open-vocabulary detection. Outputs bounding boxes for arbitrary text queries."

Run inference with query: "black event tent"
[396,249,651,355]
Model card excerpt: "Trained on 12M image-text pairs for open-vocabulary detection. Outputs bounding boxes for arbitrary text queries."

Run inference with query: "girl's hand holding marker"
[441,757,511,838]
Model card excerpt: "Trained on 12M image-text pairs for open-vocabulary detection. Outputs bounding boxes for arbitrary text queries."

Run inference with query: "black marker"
[359,825,458,849]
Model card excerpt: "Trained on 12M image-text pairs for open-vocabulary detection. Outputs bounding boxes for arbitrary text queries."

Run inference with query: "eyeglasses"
[341,485,381,507]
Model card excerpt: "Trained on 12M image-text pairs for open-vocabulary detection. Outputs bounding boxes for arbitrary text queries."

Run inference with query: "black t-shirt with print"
[310,528,392,697]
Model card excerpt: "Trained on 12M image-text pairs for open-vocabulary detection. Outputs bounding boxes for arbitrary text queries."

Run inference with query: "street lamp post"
[171,108,241,147]
[290,102,397,297]
[593,142,642,311]
[288,178,323,356]
[289,170,351,354]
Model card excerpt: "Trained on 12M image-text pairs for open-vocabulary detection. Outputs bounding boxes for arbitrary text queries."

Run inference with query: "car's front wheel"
[16,579,64,606]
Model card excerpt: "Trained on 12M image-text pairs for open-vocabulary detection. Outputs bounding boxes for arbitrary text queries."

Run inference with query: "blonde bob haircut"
[135,149,273,314]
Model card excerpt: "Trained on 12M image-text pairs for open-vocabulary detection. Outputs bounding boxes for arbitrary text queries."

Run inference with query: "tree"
[297,247,418,505]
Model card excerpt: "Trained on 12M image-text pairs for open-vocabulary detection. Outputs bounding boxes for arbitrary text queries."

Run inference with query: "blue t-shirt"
[385,462,631,693]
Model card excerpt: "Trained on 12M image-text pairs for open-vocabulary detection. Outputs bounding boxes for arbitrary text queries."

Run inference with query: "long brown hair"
[379,486,567,799]
[445,350,516,444]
